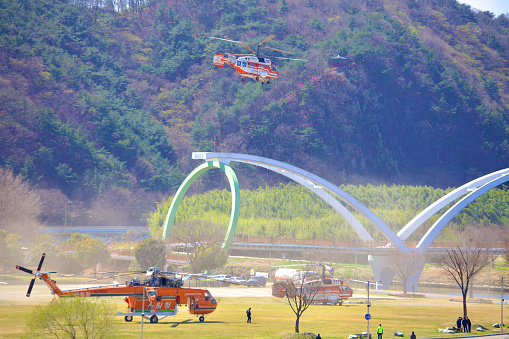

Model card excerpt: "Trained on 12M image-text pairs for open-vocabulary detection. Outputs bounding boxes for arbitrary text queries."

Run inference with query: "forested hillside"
[148,183,509,241]
[1,0,509,225]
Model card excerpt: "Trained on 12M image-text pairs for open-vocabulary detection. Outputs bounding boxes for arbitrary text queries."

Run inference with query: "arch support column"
[162,161,240,250]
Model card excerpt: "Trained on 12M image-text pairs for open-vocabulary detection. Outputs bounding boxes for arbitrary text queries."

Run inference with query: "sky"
[459,0,509,16]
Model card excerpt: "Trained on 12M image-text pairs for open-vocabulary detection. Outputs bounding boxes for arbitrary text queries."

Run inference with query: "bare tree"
[171,220,228,273]
[439,243,490,317]
[0,168,42,236]
[387,250,426,293]
[279,272,322,333]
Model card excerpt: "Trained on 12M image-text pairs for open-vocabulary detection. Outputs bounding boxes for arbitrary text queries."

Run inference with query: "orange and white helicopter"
[16,253,218,323]
[211,34,307,84]
[272,265,353,305]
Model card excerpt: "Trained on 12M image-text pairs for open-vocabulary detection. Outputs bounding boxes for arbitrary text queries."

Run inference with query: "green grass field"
[0,285,506,339]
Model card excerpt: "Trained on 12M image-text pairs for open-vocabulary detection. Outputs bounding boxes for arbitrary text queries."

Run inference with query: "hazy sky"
[459,0,509,15]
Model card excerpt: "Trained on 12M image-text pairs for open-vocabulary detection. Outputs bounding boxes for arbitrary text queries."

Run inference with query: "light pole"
[367,280,371,337]
[64,201,72,226]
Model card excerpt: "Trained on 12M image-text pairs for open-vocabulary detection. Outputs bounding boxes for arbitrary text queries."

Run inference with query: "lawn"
[0,284,506,338]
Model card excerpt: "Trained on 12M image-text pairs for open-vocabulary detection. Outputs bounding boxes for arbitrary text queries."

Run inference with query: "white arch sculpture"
[192,152,509,291]
[193,152,407,251]
[398,168,509,249]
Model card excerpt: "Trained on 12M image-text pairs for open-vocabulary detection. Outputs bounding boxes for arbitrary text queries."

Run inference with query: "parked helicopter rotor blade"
[258,34,276,46]
[16,265,33,275]
[26,278,36,297]
[84,272,136,283]
[36,253,46,272]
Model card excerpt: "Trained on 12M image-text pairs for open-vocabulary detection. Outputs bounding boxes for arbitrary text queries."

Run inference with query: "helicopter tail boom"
[213,54,225,67]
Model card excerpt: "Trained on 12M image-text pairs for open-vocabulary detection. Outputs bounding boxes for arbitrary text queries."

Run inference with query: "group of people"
[456,316,472,333]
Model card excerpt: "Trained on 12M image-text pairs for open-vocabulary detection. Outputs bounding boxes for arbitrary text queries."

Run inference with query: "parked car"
[226,276,248,286]
[211,275,231,281]
[246,275,267,287]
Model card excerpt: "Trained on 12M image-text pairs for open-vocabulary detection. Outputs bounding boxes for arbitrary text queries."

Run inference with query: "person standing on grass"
[462,316,468,332]
[410,331,416,339]
[466,317,471,333]
[377,324,383,339]
[246,307,252,323]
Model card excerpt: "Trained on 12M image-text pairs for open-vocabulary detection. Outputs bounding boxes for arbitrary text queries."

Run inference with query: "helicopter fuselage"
[213,53,279,83]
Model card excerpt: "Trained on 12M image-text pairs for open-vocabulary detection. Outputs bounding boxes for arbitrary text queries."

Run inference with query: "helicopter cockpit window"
[258,57,265,63]
[270,65,278,72]
[205,292,211,301]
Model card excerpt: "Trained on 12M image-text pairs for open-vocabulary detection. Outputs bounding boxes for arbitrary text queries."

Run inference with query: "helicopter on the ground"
[16,254,218,323]
[211,34,307,84]
[271,265,353,305]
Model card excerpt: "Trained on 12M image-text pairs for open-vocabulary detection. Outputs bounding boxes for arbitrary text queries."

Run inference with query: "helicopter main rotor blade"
[262,46,295,54]
[272,56,308,61]
[258,34,276,46]
[26,278,36,297]
[210,37,256,54]
[16,265,33,275]
[239,42,256,54]
[36,253,46,272]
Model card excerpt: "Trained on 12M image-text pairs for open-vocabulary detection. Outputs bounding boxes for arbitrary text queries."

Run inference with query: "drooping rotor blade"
[258,34,276,46]
[16,265,33,275]
[262,46,295,54]
[26,278,36,297]
[210,37,256,54]
[84,272,136,283]
[36,253,46,272]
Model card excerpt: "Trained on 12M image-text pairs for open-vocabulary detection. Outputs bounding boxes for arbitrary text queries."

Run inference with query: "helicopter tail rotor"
[16,253,46,297]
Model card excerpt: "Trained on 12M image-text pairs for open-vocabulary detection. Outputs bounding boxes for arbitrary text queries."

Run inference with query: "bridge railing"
[229,236,500,249]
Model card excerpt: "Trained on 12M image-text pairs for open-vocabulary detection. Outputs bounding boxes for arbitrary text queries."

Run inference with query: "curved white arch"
[397,168,509,241]
[193,152,408,251]
[416,173,509,251]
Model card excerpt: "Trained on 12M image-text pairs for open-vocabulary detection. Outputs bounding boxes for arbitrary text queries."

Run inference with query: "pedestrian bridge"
[41,226,151,242]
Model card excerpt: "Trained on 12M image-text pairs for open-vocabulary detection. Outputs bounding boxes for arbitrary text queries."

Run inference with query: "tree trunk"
[462,291,468,317]
[295,314,300,333]
[402,277,408,294]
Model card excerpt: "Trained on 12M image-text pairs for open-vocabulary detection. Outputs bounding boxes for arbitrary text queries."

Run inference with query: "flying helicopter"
[16,253,218,323]
[211,34,307,84]
[271,265,353,305]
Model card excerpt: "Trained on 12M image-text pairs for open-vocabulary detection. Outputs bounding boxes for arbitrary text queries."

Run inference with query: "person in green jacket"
[377,324,383,339]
